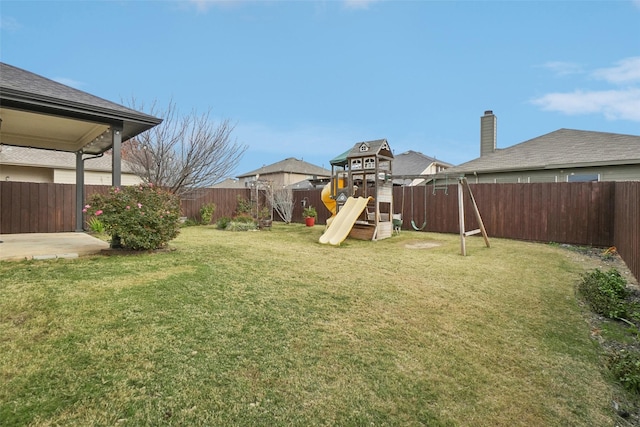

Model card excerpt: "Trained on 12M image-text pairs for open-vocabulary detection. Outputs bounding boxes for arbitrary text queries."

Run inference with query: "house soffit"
[0,107,111,153]
[0,62,162,155]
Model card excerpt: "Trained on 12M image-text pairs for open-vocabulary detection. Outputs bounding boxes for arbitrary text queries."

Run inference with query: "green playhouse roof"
[329,149,351,167]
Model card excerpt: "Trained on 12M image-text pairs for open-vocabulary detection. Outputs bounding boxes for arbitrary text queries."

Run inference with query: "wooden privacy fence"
[0,181,637,281]
[291,181,636,280]
[180,188,251,222]
[294,182,617,246]
[613,182,640,285]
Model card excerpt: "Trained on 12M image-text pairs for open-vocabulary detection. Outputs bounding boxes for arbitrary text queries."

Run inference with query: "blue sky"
[1,0,639,177]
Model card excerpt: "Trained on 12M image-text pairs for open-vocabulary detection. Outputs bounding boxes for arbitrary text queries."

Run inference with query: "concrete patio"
[0,232,109,261]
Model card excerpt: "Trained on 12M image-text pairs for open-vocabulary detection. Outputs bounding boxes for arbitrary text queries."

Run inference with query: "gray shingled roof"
[0,145,137,173]
[393,150,452,176]
[346,139,393,158]
[0,62,157,120]
[330,139,394,166]
[445,128,640,175]
[0,62,161,153]
[238,157,331,178]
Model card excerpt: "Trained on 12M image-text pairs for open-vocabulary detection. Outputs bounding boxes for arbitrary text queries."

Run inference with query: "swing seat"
[392,214,403,235]
[411,219,427,231]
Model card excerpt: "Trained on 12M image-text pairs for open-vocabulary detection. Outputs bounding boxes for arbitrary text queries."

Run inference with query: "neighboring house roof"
[238,157,331,179]
[0,62,161,154]
[285,176,331,190]
[0,145,137,173]
[211,178,246,189]
[445,129,640,175]
[393,150,452,175]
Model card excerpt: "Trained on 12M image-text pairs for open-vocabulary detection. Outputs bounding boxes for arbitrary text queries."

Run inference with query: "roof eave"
[545,159,640,169]
[1,90,161,125]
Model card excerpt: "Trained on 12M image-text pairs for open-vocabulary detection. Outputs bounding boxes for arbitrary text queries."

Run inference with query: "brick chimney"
[480,110,496,157]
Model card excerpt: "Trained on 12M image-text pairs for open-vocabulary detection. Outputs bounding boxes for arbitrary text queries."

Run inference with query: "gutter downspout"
[75,152,104,232]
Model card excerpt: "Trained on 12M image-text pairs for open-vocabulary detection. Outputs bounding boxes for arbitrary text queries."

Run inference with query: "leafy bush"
[236,195,251,216]
[609,349,640,394]
[233,214,256,224]
[86,184,181,250]
[181,218,200,227]
[216,216,232,230]
[216,215,257,231]
[200,203,216,225]
[578,268,629,319]
[216,198,259,231]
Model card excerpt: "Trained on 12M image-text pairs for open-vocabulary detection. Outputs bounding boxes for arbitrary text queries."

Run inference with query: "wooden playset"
[320,139,394,244]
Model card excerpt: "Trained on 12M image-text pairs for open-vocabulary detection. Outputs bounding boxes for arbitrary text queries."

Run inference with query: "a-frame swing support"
[458,177,490,256]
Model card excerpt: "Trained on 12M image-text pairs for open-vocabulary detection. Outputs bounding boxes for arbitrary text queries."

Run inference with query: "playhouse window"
[351,159,362,170]
[364,157,376,169]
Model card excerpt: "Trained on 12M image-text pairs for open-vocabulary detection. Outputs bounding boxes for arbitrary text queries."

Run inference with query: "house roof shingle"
[0,62,162,154]
[237,157,331,178]
[0,62,158,121]
[393,150,452,176]
[445,128,640,175]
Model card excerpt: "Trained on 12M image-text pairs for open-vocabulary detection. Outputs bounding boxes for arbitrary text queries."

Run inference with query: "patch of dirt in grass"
[404,241,442,250]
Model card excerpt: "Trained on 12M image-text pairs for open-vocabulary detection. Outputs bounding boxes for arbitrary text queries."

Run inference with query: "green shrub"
[236,195,251,216]
[200,203,216,225]
[181,218,200,227]
[578,268,629,319]
[609,349,640,394]
[215,215,257,231]
[216,216,232,230]
[233,213,256,224]
[86,184,181,250]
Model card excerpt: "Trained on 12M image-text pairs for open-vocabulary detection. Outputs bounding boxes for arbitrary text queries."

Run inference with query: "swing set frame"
[393,174,490,255]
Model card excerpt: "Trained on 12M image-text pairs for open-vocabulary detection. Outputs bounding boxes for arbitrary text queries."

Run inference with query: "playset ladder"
[458,177,490,256]
[432,174,449,195]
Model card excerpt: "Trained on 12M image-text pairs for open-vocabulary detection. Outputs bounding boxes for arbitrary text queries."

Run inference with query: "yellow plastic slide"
[319,196,371,245]
[321,182,336,217]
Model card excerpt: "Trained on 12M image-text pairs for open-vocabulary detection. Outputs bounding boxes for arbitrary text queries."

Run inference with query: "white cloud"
[531,88,640,121]
[539,61,584,77]
[0,16,21,31]
[186,0,243,13]
[52,77,85,89]
[343,0,382,10]
[532,56,640,122]
[592,56,640,84]
[185,0,380,13]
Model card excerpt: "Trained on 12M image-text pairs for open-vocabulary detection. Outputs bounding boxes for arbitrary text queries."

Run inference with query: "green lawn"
[0,224,615,426]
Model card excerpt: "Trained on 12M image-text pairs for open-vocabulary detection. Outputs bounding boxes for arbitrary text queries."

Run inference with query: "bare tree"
[123,99,247,196]
[272,188,295,223]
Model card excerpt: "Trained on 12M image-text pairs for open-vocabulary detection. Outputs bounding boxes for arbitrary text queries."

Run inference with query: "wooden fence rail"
[1,181,637,281]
